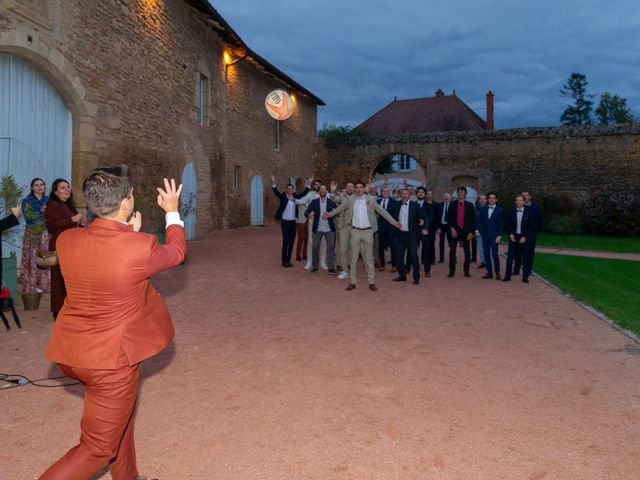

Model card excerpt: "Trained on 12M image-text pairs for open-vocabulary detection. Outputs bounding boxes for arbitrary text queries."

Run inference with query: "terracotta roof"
[358,92,486,134]
[184,0,325,106]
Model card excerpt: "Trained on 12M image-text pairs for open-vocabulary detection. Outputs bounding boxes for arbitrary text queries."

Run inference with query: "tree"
[372,156,395,177]
[318,123,369,140]
[560,73,594,125]
[595,92,635,125]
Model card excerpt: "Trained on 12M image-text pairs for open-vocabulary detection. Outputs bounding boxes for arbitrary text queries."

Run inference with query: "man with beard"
[447,186,476,278]
[415,187,434,278]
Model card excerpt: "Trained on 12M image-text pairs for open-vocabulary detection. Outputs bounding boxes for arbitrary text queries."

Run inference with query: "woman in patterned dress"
[20,178,51,294]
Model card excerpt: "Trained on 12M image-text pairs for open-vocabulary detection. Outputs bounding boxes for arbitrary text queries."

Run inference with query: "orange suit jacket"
[46,218,186,369]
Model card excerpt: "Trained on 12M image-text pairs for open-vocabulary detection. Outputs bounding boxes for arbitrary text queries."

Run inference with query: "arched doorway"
[0,53,72,258]
[250,175,264,226]
[370,153,426,197]
[451,175,479,204]
[181,163,197,240]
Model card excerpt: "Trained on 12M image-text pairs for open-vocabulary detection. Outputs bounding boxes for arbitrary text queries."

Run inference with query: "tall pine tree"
[560,73,594,125]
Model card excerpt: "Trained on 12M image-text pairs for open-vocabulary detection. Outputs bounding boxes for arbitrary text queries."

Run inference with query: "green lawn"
[501,233,640,253]
[534,253,640,336]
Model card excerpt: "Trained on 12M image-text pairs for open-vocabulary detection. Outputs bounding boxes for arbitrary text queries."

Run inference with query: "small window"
[198,74,208,125]
[234,166,241,191]
[274,120,281,151]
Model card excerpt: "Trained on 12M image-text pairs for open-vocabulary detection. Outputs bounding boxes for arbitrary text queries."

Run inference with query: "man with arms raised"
[40,168,186,480]
[324,181,399,291]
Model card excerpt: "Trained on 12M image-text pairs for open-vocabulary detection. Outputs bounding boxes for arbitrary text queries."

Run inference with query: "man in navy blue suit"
[376,186,398,272]
[270,174,311,267]
[503,195,536,283]
[520,190,543,275]
[305,183,338,273]
[391,189,428,284]
[476,192,504,280]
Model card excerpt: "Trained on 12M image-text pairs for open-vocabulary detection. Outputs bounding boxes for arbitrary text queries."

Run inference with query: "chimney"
[435,88,445,97]
[486,91,494,130]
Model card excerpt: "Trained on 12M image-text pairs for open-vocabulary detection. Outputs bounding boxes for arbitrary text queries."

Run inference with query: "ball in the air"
[265,89,294,120]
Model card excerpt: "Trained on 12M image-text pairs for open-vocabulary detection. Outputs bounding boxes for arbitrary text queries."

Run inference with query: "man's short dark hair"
[487,191,497,198]
[416,186,427,194]
[286,183,294,189]
[83,165,132,218]
[457,185,467,194]
[355,181,366,188]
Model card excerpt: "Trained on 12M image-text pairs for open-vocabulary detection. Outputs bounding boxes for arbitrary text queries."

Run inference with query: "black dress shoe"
[438,260,444,263]
[447,272,455,278]
[392,276,407,282]
[522,277,529,283]
[286,263,294,267]
[502,276,511,282]
[464,272,471,277]
[413,279,420,285]
[481,273,493,279]
[495,273,502,281]
[310,268,318,272]
[303,256,308,260]
[478,263,486,269]
[328,269,338,274]
[513,270,520,276]
[346,283,356,291]
[296,256,302,261]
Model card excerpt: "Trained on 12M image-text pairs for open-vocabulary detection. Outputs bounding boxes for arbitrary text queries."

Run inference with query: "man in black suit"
[305,184,337,273]
[519,190,543,275]
[503,195,536,283]
[447,186,476,277]
[376,186,398,272]
[425,189,437,266]
[270,174,311,267]
[391,189,428,284]
[436,193,453,263]
[415,187,434,278]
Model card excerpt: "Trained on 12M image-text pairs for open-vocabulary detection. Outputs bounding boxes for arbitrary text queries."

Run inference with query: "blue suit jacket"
[376,197,399,232]
[477,205,504,239]
[390,201,426,237]
[305,197,337,233]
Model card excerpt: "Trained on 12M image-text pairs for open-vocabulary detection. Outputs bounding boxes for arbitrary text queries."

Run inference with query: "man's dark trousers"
[395,231,420,281]
[281,220,296,265]
[449,227,471,275]
[505,234,532,280]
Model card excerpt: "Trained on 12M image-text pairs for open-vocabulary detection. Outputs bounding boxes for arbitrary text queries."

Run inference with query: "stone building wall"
[316,125,640,203]
[0,0,318,233]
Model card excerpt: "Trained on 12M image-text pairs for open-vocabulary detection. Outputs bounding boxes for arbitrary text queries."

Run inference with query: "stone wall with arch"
[315,125,640,203]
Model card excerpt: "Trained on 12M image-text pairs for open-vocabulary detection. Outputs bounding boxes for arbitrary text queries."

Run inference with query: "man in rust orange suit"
[40,168,186,480]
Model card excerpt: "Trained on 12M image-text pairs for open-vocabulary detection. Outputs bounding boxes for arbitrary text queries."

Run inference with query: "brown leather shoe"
[481,273,493,279]
[424,271,431,278]
[378,266,385,272]
[495,273,502,281]
[346,283,356,291]
[369,284,378,291]
[390,267,397,273]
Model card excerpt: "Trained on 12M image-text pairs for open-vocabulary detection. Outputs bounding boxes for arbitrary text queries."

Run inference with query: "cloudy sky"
[213,0,640,130]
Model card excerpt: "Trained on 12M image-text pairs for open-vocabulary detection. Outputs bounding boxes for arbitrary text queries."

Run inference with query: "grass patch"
[534,253,640,336]
[502,233,640,253]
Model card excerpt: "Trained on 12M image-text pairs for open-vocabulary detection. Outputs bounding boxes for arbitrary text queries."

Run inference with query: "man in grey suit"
[324,182,399,291]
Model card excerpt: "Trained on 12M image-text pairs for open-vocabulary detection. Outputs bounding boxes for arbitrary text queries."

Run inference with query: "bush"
[582,193,640,236]
[545,215,585,234]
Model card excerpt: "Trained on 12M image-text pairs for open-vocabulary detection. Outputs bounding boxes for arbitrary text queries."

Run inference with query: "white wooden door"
[0,53,72,259]
[250,175,264,226]
[181,163,197,240]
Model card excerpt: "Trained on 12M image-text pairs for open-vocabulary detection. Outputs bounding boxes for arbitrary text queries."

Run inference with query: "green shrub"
[582,193,640,236]
[544,215,585,234]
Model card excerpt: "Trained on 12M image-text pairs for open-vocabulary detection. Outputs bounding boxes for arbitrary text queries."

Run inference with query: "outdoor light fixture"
[223,45,247,68]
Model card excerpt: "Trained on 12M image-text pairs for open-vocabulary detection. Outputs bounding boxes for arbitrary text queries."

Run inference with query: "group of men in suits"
[272,177,542,289]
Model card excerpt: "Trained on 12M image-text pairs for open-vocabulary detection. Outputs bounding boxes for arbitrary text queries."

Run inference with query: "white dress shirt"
[282,198,296,221]
[399,202,410,232]
[318,198,331,232]
[516,208,524,234]
[441,202,449,224]
[488,205,495,219]
[352,195,370,228]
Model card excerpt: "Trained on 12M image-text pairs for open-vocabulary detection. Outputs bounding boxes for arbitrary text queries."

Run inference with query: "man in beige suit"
[329,181,355,280]
[324,181,399,291]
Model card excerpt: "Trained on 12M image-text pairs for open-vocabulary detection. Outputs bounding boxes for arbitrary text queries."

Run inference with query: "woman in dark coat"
[45,179,82,319]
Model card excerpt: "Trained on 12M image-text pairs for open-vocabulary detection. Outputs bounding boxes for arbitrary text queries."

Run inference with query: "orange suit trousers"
[39,348,140,480]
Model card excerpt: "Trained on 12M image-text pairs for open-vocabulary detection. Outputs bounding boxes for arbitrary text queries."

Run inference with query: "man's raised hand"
[156,178,182,213]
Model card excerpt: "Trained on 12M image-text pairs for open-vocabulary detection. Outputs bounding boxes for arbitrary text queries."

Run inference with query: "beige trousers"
[337,225,352,272]
[350,228,375,285]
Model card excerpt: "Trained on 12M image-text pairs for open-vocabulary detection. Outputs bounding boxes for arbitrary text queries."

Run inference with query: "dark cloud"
[213,0,640,129]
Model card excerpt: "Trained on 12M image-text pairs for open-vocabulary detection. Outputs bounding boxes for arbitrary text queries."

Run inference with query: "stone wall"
[315,124,640,203]
[0,0,318,233]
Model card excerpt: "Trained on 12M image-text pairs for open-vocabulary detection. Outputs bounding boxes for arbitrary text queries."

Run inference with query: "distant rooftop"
[358,89,487,134]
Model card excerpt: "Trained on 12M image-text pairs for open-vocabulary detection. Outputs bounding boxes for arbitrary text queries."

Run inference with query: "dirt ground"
[1,225,639,480]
